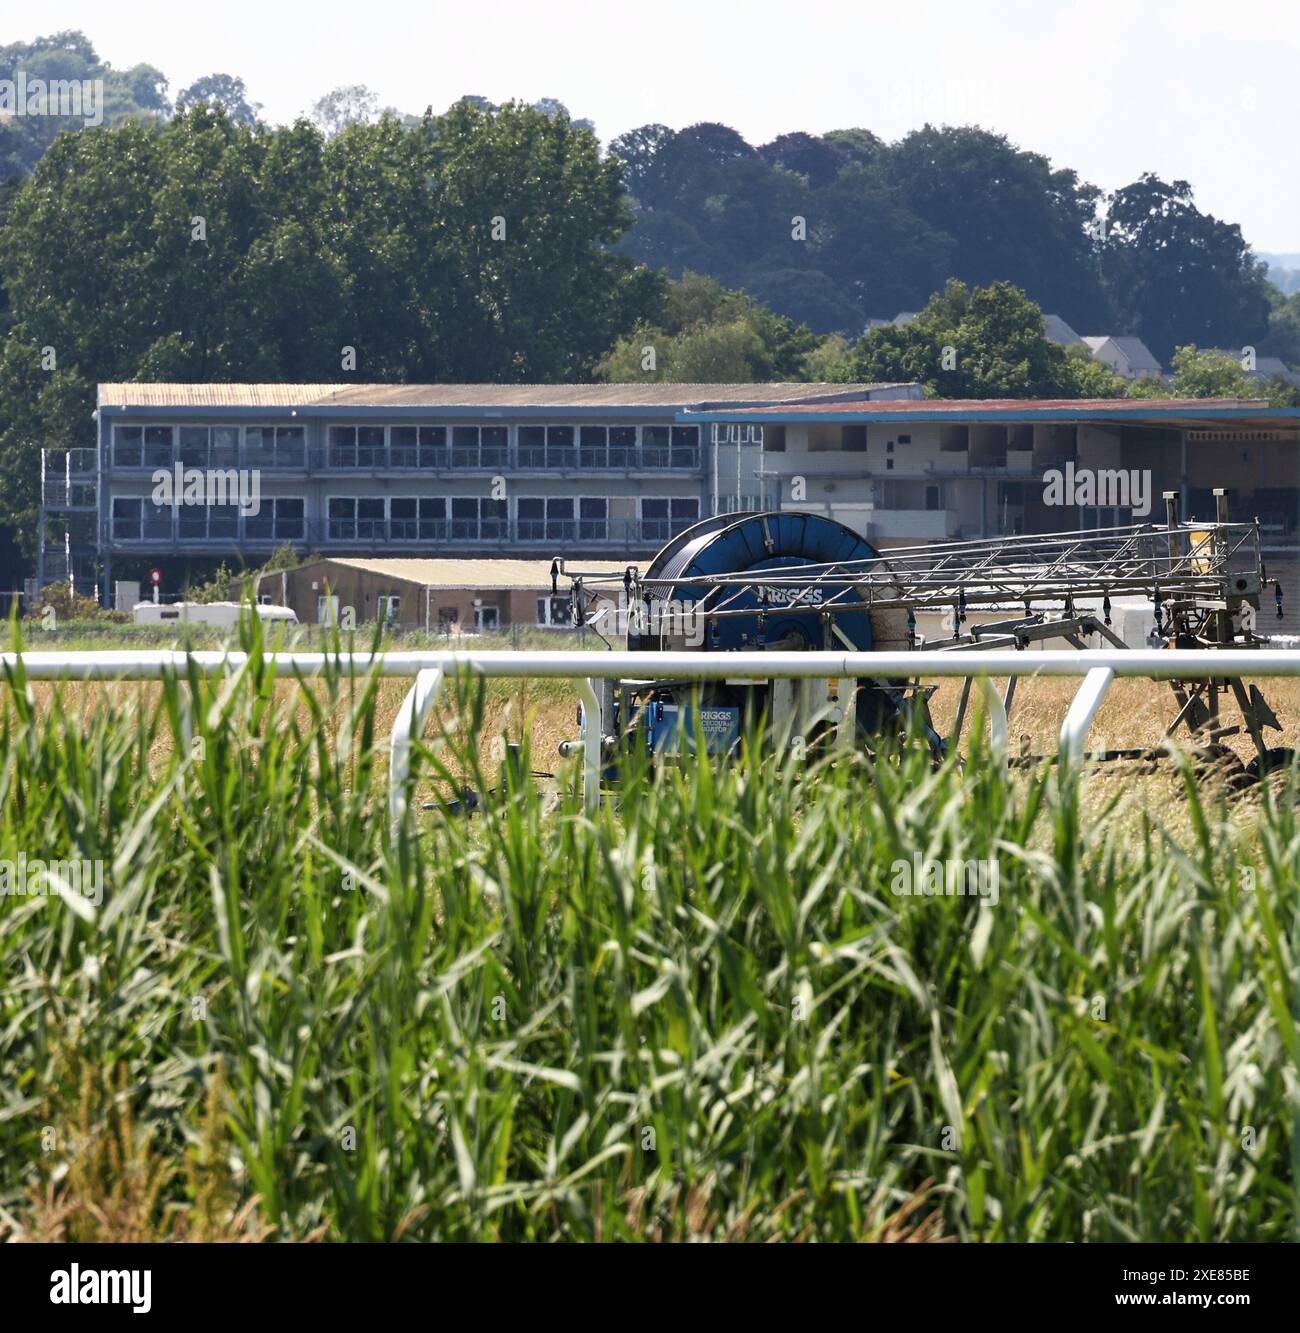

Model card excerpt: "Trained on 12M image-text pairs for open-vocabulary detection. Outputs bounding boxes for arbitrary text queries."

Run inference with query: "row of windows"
[111,424,705,471]
[110,495,701,543]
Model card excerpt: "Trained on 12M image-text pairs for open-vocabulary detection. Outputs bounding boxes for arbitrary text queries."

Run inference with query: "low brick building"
[254,556,631,631]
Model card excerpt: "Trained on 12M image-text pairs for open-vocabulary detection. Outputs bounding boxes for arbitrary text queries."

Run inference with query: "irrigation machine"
[552,489,1292,789]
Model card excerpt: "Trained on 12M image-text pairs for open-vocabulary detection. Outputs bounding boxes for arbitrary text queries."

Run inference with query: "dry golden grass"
[24,669,1296,788]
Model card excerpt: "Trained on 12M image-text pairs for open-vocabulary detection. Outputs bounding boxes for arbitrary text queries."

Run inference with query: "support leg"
[576,677,603,816]
[1060,667,1115,770]
[976,675,1008,763]
[389,666,446,826]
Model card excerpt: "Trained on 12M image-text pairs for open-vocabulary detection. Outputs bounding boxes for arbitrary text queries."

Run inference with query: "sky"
[17,0,1300,253]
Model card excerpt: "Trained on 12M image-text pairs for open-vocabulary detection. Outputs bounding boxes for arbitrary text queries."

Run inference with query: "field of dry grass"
[24,666,1297,826]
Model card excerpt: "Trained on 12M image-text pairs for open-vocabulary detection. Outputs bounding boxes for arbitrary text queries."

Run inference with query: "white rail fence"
[2,649,1297,822]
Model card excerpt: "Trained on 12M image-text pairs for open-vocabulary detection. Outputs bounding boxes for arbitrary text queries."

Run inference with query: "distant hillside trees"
[1099,175,1273,363]
[610,122,1277,362]
[0,30,168,177]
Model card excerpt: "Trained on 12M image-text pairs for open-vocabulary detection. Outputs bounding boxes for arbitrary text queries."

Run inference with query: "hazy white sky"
[18,0,1300,250]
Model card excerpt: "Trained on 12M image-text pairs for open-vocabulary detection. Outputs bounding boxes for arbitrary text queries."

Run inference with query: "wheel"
[1195,744,1253,793]
[1246,747,1297,779]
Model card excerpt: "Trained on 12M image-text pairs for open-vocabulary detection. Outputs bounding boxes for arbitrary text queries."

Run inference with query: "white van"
[132,601,299,627]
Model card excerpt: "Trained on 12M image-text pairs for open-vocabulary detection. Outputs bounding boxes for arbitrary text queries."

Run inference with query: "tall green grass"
[0,624,1296,1241]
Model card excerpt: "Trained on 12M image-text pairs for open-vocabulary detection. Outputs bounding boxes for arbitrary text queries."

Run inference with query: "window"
[356,498,384,539]
[248,497,302,541]
[437,606,458,629]
[642,498,668,538]
[245,424,304,467]
[545,497,574,541]
[378,595,401,624]
[925,486,941,512]
[579,426,608,469]
[579,497,608,541]
[452,426,480,468]
[246,426,276,470]
[113,427,143,467]
[178,500,207,539]
[326,496,383,540]
[517,497,545,541]
[517,497,574,541]
[391,497,446,541]
[475,605,500,631]
[518,426,546,468]
[480,426,508,469]
[642,497,699,540]
[329,427,358,468]
[357,427,384,467]
[144,426,174,469]
[671,426,699,468]
[537,595,572,626]
[179,426,210,467]
[142,500,172,540]
[327,426,383,468]
[450,497,507,541]
[209,503,240,539]
[329,497,356,540]
[642,426,670,468]
[390,426,418,468]
[276,426,305,467]
[112,497,142,539]
[449,425,507,469]
[451,497,477,539]
[481,498,507,539]
[212,427,239,467]
[609,426,636,468]
[546,426,576,470]
[419,426,448,468]
[670,497,699,535]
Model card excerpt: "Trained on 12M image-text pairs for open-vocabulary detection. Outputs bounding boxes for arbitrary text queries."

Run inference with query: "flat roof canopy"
[679,397,1300,430]
[97,381,912,414]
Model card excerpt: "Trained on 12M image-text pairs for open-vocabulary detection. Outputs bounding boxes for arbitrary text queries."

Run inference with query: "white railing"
[2,649,1296,823]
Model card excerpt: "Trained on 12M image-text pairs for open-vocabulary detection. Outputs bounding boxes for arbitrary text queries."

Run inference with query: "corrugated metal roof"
[698,397,1273,415]
[97,382,909,410]
[304,557,633,589]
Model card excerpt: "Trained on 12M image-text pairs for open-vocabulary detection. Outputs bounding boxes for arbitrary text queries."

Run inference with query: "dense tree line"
[612,122,1286,364]
[0,97,661,554]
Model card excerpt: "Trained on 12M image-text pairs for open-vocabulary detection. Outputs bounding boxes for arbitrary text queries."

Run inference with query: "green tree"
[842,280,1117,398]
[1146,346,1300,407]
[0,30,168,178]
[311,84,379,136]
[880,125,1109,331]
[0,99,661,557]
[598,272,819,383]
[1100,175,1273,363]
[177,74,261,126]
[1261,289,1300,367]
